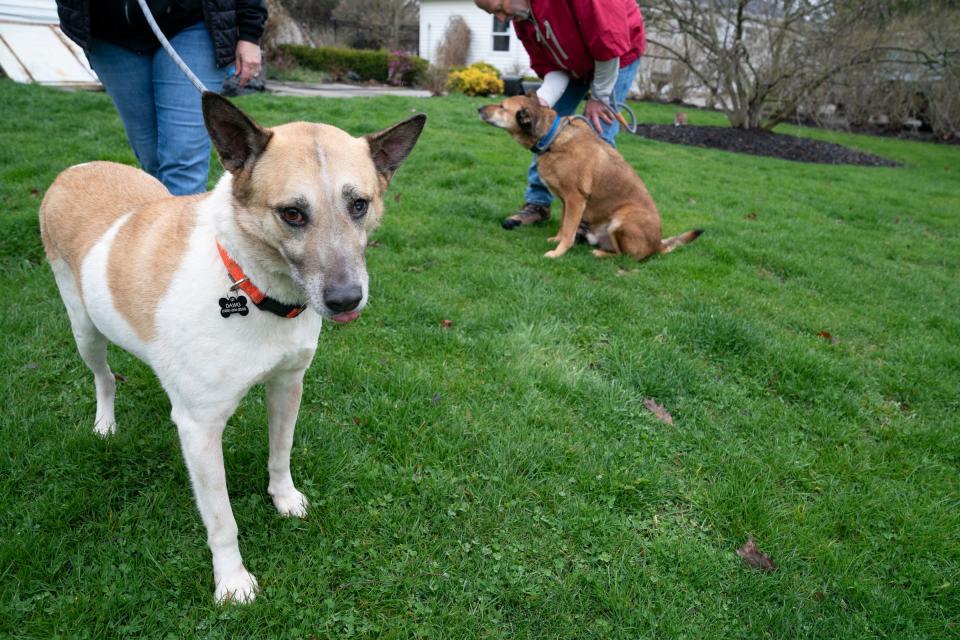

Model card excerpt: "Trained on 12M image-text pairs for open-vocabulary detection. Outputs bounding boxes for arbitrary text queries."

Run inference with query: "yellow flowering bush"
[465,62,500,77]
[447,63,504,97]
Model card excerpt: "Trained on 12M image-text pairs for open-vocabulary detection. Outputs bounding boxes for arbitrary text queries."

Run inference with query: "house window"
[492,16,510,52]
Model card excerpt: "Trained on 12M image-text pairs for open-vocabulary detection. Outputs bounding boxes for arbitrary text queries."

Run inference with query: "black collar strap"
[249,294,307,319]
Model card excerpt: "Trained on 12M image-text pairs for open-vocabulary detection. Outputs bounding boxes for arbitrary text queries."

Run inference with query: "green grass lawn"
[1,79,958,639]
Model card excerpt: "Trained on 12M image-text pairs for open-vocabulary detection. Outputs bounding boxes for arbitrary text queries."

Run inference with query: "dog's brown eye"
[278,207,306,227]
[351,198,369,218]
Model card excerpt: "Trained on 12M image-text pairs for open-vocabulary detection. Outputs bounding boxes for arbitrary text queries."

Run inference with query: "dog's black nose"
[323,285,362,313]
[477,106,484,114]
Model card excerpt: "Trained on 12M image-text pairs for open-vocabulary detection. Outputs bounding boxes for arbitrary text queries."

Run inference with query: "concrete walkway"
[267,80,431,99]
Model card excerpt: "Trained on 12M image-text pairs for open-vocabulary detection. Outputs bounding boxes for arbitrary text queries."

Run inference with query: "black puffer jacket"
[56,0,267,69]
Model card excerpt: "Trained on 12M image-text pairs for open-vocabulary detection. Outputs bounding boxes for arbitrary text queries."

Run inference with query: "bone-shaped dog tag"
[219,295,249,318]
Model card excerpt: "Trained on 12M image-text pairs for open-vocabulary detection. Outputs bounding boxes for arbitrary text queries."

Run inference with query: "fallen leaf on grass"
[440,319,453,329]
[114,373,127,383]
[643,398,673,425]
[884,396,912,414]
[23,362,38,370]
[368,239,382,248]
[744,212,758,220]
[393,193,402,203]
[816,331,838,345]
[736,536,777,572]
[29,188,40,197]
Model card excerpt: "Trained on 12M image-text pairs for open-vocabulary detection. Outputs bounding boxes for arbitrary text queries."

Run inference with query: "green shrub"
[392,52,429,86]
[278,45,427,86]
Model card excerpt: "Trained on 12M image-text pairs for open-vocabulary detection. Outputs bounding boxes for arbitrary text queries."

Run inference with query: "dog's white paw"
[215,569,259,604]
[271,489,309,518]
[544,249,563,259]
[93,418,116,437]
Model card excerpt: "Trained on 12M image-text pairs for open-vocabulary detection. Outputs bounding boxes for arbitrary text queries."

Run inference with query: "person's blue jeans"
[86,22,226,196]
[524,58,641,207]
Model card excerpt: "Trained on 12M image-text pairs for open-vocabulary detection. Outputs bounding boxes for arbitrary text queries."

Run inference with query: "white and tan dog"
[39,93,426,603]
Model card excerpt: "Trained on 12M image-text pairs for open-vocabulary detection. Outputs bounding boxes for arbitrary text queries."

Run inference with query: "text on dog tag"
[219,295,249,318]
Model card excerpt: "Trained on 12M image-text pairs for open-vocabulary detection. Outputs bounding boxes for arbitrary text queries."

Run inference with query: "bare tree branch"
[639,0,908,129]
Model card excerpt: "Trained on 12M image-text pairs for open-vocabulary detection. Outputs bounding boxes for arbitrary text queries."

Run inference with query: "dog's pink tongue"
[332,310,360,324]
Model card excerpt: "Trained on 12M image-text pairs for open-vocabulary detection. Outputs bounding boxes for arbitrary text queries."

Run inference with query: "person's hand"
[536,94,549,107]
[584,98,615,132]
[234,40,261,87]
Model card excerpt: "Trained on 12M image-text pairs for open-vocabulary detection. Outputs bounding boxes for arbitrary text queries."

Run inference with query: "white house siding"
[419,0,532,76]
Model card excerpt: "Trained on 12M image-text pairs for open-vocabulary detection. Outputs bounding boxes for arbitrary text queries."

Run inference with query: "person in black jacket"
[56,0,268,195]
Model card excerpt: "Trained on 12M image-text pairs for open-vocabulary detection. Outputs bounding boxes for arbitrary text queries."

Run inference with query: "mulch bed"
[632,124,901,167]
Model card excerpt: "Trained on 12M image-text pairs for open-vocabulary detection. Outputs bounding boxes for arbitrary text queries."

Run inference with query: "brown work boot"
[502,203,550,230]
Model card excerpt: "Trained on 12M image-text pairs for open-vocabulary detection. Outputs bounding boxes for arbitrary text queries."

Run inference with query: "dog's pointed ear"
[202,92,273,174]
[365,113,427,184]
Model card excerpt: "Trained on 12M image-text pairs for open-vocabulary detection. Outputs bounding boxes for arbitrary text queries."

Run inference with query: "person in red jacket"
[475,0,646,229]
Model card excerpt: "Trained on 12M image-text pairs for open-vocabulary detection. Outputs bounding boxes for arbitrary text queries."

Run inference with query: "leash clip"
[229,276,250,292]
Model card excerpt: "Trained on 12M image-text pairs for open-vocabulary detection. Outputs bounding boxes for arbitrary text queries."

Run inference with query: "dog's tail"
[659,229,703,254]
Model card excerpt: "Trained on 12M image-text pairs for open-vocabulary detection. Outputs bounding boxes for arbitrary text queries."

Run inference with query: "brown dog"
[479,95,701,260]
